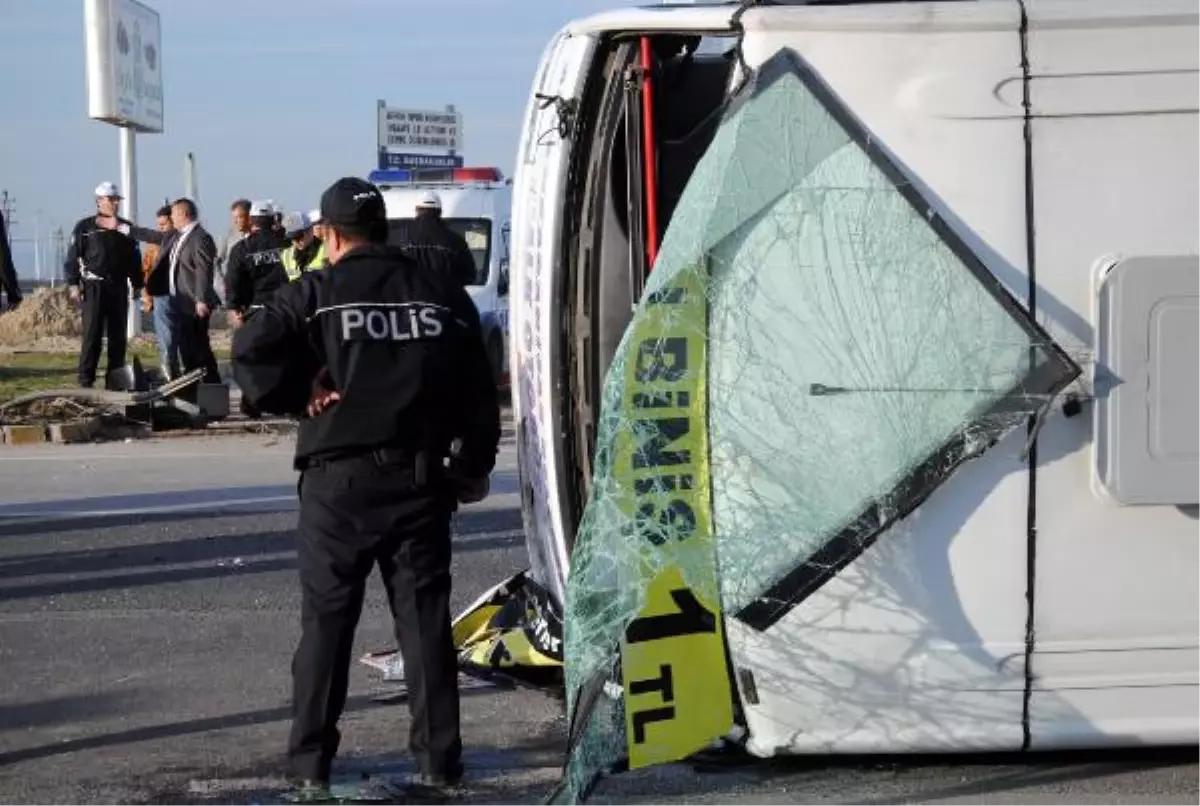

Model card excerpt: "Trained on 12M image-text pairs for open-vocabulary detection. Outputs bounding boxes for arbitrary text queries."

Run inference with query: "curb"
[2,405,514,445]
[2,424,48,446]
[1,420,152,446]
[148,418,300,439]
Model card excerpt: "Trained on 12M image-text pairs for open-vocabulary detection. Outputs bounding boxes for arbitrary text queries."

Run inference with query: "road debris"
[362,569,564,695]
[0,365,207,442]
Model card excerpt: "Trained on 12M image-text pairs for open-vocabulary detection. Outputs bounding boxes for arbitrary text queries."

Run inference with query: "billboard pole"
[84,0,164,342]
[120,127,138,223]
[120,125,140,339]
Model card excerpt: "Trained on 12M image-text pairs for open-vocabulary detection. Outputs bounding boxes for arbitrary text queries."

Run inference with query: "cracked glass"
[556,47,1080,803]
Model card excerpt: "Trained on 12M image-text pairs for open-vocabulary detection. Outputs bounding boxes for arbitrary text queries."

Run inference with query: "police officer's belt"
[299,446,434,482]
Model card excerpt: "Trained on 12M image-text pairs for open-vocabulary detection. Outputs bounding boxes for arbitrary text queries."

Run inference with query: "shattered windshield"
[557,46,1078,802]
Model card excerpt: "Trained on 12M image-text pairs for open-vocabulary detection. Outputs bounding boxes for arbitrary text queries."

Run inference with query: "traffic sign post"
[376,101,464,173]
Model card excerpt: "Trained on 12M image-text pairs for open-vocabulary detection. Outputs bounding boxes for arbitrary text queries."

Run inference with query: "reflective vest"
[281,241,327,281]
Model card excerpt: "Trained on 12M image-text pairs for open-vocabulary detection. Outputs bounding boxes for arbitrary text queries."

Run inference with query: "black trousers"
[77,279,129,386]
[288,454,462,783]
[176,303,221,383]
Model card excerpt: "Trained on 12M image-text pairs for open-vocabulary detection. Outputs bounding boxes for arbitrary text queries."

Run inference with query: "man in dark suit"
[100,198,222,383]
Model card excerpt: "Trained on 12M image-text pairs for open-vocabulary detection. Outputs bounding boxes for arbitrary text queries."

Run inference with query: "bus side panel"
[726,1,1035,755]
[510,31,598,607]
[1026,0,1200,747]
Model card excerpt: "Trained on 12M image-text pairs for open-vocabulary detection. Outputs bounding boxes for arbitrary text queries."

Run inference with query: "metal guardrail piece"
[0,368,206,414]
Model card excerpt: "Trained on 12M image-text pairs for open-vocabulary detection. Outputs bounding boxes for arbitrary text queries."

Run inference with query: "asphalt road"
[0,431,1195,804]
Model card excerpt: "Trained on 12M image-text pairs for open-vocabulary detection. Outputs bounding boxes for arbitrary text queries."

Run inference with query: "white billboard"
[378,106,463,153]
[84,0,164,133]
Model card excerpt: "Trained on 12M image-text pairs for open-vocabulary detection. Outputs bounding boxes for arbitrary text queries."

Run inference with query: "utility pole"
[184,152,198,209]
[34,210,41,284]
[50,226,65,288]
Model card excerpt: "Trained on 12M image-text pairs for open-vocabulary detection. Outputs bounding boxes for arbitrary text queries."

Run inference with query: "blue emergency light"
[367,167,503,186]
[368,169,413,184]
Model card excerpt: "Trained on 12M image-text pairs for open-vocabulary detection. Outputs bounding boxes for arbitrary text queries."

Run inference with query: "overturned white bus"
[506,0,1198,797]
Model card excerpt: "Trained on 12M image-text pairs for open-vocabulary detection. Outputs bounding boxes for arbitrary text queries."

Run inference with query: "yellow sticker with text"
[615,263,734,769]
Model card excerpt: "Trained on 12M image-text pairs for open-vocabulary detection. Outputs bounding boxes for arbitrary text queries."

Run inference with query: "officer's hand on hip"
[306,368,340,417]
[306,390,340,418]
[457,476,490,504]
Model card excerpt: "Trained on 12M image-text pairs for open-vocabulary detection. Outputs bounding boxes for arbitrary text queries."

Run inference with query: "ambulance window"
[388,217,491,285]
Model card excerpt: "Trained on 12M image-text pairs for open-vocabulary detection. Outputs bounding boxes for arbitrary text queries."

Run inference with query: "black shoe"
[239,398,262,420]
[78,379,94,389]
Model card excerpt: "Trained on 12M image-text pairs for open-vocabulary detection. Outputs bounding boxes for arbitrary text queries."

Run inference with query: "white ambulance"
[508,0,1199,778]
[370,166,513,386]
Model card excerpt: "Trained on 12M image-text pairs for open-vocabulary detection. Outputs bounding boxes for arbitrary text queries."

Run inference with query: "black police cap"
[319,177,386,228]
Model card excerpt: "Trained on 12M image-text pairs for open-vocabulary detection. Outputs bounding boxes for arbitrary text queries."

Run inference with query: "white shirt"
[169,221,198,297]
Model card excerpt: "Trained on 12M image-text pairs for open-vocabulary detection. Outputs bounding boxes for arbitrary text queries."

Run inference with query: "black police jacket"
[230,243,501,478]
[224,229,289,311]
[391,217,479,287]
[0,211,20,303]
[64,215,142,289]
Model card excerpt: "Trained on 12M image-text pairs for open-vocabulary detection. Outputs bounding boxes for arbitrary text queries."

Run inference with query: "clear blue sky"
[0,0,628,275]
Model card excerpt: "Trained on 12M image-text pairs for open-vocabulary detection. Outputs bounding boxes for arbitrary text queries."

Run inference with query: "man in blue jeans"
[142,205,180,379]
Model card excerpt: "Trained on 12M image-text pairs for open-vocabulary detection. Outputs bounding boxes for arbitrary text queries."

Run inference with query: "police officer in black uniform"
[390,190,479,287]
[0,209,22,309]
[65,181,143,388]
[223,199,289,326]
[231,177,500,796]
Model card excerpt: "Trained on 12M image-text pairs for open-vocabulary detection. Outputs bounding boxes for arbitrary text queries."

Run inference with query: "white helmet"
[415,190,442,210]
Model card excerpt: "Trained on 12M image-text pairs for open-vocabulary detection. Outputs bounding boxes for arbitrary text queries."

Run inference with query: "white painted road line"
[0,495,297,521]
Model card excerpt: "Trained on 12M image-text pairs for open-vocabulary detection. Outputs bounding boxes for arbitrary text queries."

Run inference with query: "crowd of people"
[62,179,479,404]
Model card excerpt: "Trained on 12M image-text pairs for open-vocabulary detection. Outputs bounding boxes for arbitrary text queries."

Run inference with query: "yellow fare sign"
[615,263,735,769]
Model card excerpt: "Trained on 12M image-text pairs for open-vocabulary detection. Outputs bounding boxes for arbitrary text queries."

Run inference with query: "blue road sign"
[378,151,464,170]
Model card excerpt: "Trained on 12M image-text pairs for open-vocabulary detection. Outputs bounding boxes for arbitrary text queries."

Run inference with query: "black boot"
[239,398,262,420]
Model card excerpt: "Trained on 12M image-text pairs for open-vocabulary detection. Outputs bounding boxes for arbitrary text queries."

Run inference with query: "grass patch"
[0,345,231,403]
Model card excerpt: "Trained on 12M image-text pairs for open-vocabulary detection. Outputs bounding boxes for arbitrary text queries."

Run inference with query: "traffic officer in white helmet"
[308,208,325,243]
[64,181,144,388]
[389,190,477,288]
[280,212,327,281]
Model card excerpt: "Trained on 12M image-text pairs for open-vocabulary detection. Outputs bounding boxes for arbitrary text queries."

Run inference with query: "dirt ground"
[0,287,81,347]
